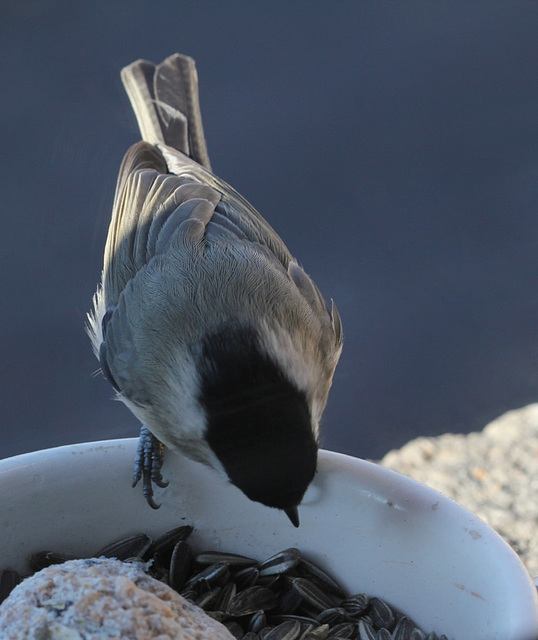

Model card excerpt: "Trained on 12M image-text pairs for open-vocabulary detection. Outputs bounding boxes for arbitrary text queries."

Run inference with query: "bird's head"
[198,322,319,526]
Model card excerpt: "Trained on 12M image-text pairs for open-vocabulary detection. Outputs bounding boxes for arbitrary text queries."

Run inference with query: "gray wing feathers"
[121,54,211,170]
[102,142,220,307]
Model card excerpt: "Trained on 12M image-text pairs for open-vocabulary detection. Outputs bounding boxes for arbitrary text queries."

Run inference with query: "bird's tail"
[121,53,212,171]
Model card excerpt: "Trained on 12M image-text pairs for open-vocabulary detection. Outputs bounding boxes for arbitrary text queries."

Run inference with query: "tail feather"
[121,54,212,171]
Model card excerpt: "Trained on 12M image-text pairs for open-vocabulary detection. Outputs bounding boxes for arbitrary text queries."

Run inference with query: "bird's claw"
[132,426,169,509]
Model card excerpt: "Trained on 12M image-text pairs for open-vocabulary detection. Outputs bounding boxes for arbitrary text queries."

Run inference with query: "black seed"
[302,624,330,639]
[227,586,278,617]
[327,622,355,638]
[290,578,335,613]
[409,629,426,640]
[258,548,301,576]
[265,620,302,640]
[369,598,395,631]
[205,611,227,622]
[340,594,369,618]
[358,620,376,640]
[180,587,197,601]
[270,615,319,626]
[277,588,304,615]
[243,633,260,640]
[186,562,230,590]
[28,551,78,572]
[195,586,222,609]
[225,620,245,639]
[0,569,20,604]
[215,581,237,612]
[196,551,257,567]
[297,558,346,597]
[146,525,193,560]
[95,533,152,560]
[170,540,193,592]
[316,608,346,626]
[393,616,414,640]
[249,610,267,633]
[375,629,392,640]
[235,566,260,590]
[257,575,281,589]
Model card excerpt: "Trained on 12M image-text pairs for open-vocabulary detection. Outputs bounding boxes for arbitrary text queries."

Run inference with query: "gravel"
[380,403,538,577]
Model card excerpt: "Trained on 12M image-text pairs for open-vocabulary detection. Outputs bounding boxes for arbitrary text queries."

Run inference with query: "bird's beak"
[284,506,300,527]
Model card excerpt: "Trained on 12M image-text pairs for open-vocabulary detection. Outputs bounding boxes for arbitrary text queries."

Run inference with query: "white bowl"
[0,439,536,640]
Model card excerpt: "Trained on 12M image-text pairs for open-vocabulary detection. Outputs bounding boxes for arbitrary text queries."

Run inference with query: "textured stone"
[0,557,234,639]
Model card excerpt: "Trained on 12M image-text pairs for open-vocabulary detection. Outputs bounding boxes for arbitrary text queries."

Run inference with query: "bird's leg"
[132,426,169,509]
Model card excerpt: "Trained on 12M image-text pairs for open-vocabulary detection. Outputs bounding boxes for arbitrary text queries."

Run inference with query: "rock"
[0,557,235,639]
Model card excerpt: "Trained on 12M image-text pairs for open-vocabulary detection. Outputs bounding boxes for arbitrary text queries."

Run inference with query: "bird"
[87,53,343,527]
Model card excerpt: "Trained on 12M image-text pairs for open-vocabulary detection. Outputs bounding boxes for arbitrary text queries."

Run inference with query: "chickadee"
[88,54,343,526]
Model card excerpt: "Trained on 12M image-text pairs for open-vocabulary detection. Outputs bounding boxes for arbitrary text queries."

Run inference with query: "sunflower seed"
[0,569,20,604]
[257,575,281,589]
[227,585,278,616]
[235,566,261,589]
[271,615,319,627]
[180,587,197,601]
[146,525,193,559]
[265,620,302,640]
[95,533,152,560]
[258,548,301,576]
[28,551,78,572]
[249,610,267,633]
[376,630,392,640]
[243,633,260,640]
[425,635,440,640]
[195,586,222,609]
[170,540,193,591]
[259,627,276,640]
[409,629,426,640]
[278,588,304,615]
[316,608,346,626]
[225,620,245,639]
[291,578,335,612]
[358,620,376,640]
[196,551,257,567]
[215,581,237,612]
[186,561,230,590]
[297,623,316,639]
[302,624,330,640]
[149,550,170,582]
[327,622,355,638]
[297,559,346,597]
[369,598,395,631]
[392,616,414,640]
[340,594,369,618]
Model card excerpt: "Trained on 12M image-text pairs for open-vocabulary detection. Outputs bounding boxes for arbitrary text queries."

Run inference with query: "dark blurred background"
[1,1,538,462]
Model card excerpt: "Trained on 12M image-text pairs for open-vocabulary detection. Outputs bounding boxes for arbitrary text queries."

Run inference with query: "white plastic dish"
[0,438,536,640]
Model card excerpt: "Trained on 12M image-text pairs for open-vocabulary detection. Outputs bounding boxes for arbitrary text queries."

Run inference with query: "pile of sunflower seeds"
[0,526,449,640]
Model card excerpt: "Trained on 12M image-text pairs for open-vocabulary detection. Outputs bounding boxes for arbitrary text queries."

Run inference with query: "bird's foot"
[132,426,169,509]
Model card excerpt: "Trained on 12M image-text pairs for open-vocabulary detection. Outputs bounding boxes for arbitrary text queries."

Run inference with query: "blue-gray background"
[1,1,538,462]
